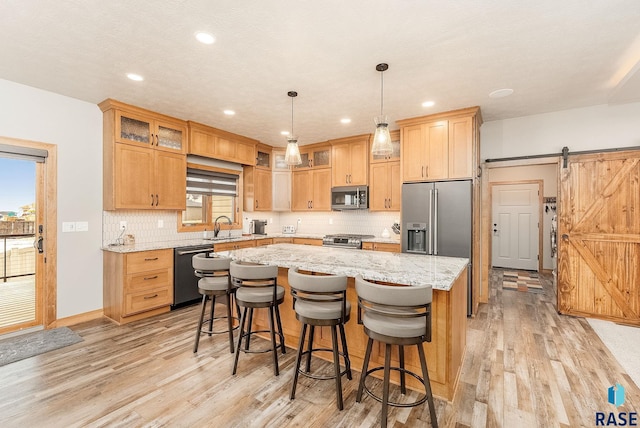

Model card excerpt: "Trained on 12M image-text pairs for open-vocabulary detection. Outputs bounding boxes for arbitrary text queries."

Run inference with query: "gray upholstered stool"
[288,268,352,410]
[192,254,237,353]
[230,260,286,376]
[355,275,438,428]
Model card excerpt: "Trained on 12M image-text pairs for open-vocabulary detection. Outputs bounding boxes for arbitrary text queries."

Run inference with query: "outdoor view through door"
[0,156,38,332]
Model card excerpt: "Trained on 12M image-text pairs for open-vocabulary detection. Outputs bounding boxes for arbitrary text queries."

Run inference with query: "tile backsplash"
[103,209,401,246]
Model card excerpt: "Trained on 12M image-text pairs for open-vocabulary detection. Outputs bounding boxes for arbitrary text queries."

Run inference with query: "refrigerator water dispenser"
[406,222,427,254]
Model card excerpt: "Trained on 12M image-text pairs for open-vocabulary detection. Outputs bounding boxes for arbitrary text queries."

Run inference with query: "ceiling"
[1,0,640,147]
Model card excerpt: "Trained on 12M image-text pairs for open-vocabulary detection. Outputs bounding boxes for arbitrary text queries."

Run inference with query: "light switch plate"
[75,221,89,232]
[62,222,75,233]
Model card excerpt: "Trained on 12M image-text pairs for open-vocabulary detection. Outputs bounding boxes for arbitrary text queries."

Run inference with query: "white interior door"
[492,183,540,270]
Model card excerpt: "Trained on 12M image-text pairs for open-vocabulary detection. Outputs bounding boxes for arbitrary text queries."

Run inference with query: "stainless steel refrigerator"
[401,180,473,315]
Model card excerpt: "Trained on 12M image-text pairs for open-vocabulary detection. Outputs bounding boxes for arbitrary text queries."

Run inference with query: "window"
[178,165,241,232]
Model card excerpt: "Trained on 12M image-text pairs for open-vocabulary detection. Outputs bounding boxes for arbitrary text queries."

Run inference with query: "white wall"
[481,102,640,160]
[0,79,103,318]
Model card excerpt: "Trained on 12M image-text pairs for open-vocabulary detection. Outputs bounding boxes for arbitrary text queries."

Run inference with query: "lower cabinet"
[292,238,323,246]
[272,237,294,244]
[362,242,401,253]
[103,249,174,325]
[254,238,273,246]
[213,240,257,252]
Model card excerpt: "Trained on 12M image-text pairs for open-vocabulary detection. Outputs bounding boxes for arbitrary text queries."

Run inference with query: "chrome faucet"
[213,215,233,238]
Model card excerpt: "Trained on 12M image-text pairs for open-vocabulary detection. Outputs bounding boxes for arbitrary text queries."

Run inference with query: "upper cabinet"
[187,121,257,166]
[293,143,331,170]
[115,110,186,153]
[255,144,272,170]
[397,107,481,183]
[369,130,400,164]
[100,99,187,210]
[243,166,272,212]
[330,134,369,187]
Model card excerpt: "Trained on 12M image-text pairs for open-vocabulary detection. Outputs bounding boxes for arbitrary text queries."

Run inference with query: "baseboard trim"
[53,309,104,327]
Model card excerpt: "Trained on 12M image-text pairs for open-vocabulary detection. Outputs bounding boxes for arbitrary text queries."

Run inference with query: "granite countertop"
[219,243,467,291]
[101,233,325,253]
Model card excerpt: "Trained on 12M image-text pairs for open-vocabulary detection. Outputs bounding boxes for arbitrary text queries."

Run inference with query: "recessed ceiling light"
[489,88,514,98]
[195,32,215,45]
[422,101,435,107]
[223,110,235,116]
[340,118,351,124]
[126,73,144,82]
[281,131,290,136]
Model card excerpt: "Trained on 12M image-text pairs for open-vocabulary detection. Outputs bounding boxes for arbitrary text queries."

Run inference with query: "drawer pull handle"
[143,294,159,300]
[144,257,159,261]
[143,275,158,280]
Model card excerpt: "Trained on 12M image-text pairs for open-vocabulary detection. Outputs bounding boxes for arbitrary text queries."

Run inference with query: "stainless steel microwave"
[331,186,368,210]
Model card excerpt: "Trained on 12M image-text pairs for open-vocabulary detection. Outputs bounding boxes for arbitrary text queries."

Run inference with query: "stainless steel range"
[322,234,375,249]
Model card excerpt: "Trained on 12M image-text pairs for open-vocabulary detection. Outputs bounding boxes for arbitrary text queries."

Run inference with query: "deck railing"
[1,234,36,283]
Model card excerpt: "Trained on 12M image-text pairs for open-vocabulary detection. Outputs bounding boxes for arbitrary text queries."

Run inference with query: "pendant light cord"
[291,95,294,136]
[380,70,384,116]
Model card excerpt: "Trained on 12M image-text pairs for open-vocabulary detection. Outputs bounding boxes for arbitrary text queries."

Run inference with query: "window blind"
[0,144,48,163]
[186,168,238,196]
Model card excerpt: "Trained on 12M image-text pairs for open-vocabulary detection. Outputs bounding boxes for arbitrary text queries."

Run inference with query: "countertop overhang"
[220,243,467,291]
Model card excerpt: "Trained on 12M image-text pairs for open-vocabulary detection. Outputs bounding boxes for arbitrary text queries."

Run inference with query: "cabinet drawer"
[126,249,172,274]
[125,269,170,292]
[124,286,172,316]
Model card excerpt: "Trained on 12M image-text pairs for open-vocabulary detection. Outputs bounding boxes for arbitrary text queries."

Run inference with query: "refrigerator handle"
[429,188,434,254]
[434,188,438,255]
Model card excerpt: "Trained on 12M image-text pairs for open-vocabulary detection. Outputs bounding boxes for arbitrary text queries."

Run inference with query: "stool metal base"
[360,366,428,407]
[296,347,351,381]
[193,292,240,354]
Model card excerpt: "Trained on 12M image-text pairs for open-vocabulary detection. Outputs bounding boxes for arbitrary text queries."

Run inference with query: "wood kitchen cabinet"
[398,107,480,183]
[103,249,173,325]
[292,238,323,246]
[243,166,272,211]
[213,240,257,252]
[255,144,272,170]
[293,143,331,170]
[291,168,331,211]
[112,144,186,210]
[187,121,257,165]
[362,242,401,253]
[100,99,187,210]
[369,161,401,211]
[330,134,369,186]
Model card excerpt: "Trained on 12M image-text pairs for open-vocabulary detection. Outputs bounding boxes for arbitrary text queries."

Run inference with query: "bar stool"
[288,268,352,410]
[230,260,286,376]
[354,275,438,428]
[192,254,237,353]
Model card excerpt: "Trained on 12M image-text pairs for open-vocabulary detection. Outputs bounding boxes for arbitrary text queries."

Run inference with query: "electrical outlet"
[297,218,302,224]
[119,221,127,230]
[269,218,273,224]
[329,218,333,225]
[158,219,164,228]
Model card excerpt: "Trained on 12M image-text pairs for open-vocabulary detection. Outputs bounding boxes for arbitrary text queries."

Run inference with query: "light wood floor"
[0,270,638,427]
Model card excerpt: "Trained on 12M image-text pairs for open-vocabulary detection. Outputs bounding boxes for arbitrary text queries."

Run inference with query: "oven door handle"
[177,248,214,255]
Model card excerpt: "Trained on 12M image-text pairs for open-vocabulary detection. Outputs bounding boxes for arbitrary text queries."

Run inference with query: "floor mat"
[502,270,543,293]
[0,327,83,366]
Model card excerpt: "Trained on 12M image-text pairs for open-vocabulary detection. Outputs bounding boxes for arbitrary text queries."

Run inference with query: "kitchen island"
[221,243,468,401]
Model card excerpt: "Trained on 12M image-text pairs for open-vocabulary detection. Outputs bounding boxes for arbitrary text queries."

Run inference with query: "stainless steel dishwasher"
[173,244,214,309]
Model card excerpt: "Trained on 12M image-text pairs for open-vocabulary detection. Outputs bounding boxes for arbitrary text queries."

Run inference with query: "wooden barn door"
[558,150,640,325]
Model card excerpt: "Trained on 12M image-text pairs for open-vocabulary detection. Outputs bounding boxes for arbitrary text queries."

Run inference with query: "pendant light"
[284,91,302,166]
[371,63,393,156]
